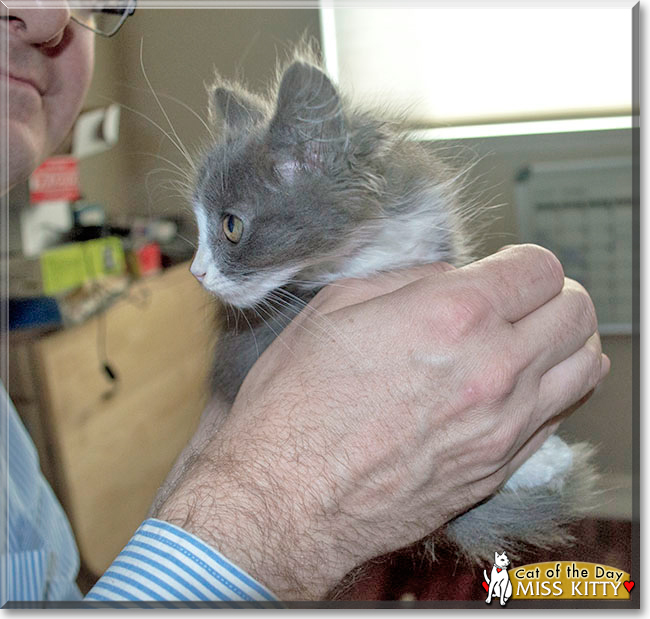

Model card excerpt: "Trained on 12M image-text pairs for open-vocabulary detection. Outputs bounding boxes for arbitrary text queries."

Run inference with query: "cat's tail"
[427,441,600,563]
[483,569,490,584]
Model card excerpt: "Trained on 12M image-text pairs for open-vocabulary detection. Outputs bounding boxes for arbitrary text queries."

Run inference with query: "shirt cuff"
[85,518,279,603]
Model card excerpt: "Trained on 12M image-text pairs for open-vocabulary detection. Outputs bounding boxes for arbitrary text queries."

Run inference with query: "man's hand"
[152,244,608,600]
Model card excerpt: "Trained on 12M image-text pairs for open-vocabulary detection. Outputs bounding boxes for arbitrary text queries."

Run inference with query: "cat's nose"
[190,263,206,282]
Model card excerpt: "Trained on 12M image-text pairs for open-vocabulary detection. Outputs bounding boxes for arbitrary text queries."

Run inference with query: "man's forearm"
[152,436,361,600]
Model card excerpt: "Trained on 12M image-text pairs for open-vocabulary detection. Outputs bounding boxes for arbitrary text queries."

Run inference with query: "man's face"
[1,5,94,189]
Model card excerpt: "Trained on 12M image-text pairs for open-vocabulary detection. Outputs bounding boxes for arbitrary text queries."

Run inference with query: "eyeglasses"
[70,1,137,38]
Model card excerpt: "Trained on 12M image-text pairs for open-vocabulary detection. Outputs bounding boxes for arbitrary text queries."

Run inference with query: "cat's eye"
[222,214,244,243]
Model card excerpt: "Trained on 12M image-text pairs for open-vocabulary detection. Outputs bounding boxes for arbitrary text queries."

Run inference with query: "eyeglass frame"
[70,0,137,38]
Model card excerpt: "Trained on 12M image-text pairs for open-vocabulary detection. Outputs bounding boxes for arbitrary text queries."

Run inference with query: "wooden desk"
[8,262,215,576]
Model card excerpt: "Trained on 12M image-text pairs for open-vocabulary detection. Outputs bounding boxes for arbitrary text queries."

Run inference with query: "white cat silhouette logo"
[484,551,513,605]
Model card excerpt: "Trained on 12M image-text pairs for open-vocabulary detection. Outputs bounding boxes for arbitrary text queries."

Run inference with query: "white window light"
[320,4,635,138]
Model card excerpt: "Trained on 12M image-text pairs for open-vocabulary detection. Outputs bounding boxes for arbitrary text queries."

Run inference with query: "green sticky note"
[40,244,87,295]
[40,237,125,296]
[82,237,126,279]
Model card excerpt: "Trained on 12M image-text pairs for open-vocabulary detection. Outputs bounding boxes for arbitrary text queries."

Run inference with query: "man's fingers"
[311,262,455,314]
[457,244,565,323]
[535,338,608,426]
[513,278,599,372]
[503,379,600,480]
[312,244,565,324]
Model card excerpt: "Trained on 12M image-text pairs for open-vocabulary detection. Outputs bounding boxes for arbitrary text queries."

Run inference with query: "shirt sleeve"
[85,518,279,603]
[2,385,82,604]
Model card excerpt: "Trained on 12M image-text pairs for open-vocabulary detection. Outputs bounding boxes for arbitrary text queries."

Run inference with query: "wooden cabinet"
[8,262,215,576]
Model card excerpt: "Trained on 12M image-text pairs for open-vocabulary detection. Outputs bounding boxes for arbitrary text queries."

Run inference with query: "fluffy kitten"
[189,50,596,562]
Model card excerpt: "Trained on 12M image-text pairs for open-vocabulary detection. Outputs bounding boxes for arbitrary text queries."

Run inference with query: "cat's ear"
[211,86,266,131]
[270,61,346,166]
[495,551,500,561]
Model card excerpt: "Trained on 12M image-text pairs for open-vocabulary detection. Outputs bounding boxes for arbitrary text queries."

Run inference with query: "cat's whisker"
[222,302,231,330]
[130,151,195,184]
[272,289,366,364]
[160,183,195,202]
[286,279,359,291]
[264,294,329,346]
[177,234,197,250]
[234,306,241,332]
[143,178,194,215]
[266,296,367,378]
[266,291,338,342]
[237,307,260,359]
[118,82,213,138]
[253,301,297,358]
[143,167,193,189]
[143,173,194,201]
[231,305,239,332]
[139,40,197,173]
[113,100,197,174]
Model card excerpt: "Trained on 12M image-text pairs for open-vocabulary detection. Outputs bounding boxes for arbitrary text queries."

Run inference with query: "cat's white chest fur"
[323,190,454,282]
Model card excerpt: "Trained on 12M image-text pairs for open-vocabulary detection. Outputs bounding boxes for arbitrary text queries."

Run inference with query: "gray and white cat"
[188,50,596,563]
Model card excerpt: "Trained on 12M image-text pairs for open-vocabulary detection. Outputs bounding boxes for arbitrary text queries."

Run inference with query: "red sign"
[135,242,162,276]
[29,156,80,203]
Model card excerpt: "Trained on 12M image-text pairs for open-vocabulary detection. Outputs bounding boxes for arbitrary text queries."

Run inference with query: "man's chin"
[2,119,46,191]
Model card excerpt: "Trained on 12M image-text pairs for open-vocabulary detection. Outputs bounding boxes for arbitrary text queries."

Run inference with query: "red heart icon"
[497,568,502,572]
[624,581,635,593]
[482,581,489,592]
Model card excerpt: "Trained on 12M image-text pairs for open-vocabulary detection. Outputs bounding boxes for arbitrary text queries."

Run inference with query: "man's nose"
[1,5,71,47]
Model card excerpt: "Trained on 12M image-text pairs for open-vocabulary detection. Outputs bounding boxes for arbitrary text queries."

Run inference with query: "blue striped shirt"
[1,386,81,603]
[1,387,278,605]
[86,519,278,602]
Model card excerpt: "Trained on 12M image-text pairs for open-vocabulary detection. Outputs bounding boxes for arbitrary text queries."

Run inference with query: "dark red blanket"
[335,519,633,601]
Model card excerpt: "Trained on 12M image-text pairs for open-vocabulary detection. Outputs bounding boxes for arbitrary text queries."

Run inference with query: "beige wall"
[81,8,321,225]
[78,30,130,219]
